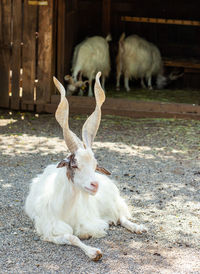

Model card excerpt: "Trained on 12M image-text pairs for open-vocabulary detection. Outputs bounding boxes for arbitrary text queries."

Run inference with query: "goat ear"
[57,157,75,182]
[169,71,184,81]
[64,74,72,82]
[57,159,69,168]
[96,165,111,175]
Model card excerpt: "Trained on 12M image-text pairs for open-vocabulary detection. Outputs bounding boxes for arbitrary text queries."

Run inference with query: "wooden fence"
[0,0,54,112]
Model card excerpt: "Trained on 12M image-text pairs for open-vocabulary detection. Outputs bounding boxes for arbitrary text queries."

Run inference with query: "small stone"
[33,236,40,241]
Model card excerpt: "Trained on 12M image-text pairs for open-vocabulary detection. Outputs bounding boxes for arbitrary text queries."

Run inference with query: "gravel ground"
[0,110,200,273]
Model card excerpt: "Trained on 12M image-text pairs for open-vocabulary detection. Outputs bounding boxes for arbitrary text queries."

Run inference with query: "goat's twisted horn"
[82,72,105,148]
[53,77,83,153]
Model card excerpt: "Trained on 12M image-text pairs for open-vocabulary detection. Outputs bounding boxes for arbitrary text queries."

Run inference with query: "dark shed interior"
[57,0,200,89]
[1,0,199,113]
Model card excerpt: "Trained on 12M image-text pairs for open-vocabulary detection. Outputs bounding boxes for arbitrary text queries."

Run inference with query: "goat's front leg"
[51,234,102,261]
[116,55,122,91]
[124,76,130,92]
[120,216,147,234]
[147,76,153,90]
[88,74,94,97]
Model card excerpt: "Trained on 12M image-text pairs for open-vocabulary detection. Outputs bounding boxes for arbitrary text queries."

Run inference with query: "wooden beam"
[163,59,200,69]
[121,16,200,27]
[45,96,200,120]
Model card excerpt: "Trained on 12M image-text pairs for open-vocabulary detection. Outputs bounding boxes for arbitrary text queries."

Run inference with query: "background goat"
[71,35,111,96]
[25,72,147,261]
[116,33,183,91]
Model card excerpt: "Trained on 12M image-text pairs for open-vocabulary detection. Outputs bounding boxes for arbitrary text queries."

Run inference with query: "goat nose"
[91,181,99,191]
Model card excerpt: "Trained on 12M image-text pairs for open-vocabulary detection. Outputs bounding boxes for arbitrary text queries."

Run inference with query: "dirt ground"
[0,110,200,273]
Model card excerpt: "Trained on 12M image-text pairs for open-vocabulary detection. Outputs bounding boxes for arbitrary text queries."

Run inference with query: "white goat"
[71,35,111,96]
[116,33,183,91]
[25,72,147,261]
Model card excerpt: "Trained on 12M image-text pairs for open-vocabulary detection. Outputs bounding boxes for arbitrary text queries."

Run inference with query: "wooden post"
[0,0,11,108]
[65,0,78,76]
[56,0,66,81]
[22,0,37,111]
[102,0,111,35]
[11,0,22,110]
[36,0,54,112]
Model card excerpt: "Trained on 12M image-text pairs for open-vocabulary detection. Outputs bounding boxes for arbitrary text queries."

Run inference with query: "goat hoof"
[136,225,148,234]
[92,250,102,261]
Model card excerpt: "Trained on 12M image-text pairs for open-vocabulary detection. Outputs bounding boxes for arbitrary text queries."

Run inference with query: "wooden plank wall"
[0,0,11,108]
[22,1,37,111]
[11,0,22,110]
[37,0,54,112]
[0,0,54,111]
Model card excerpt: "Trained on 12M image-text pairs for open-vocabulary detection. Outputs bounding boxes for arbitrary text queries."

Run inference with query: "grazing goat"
[116,33,183,91]
[64,74,88,96]
[71,35,111,96]
[25,72,147,261]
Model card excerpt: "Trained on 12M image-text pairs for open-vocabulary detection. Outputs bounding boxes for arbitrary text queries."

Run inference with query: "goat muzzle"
[90,181,99,192]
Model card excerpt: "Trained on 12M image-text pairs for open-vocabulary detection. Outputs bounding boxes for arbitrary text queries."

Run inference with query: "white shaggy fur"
[116,33,182,91]
[25,75,147,261]
[72,35,111,96]
[25,148,146,260]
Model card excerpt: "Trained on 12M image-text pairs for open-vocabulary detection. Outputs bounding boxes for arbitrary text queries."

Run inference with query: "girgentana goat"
[71,35,111,96]
[25,72,147,261]
[116,33,183,91]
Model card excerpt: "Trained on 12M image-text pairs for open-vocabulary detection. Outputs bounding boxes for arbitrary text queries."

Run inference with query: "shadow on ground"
[0,110,200,273]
